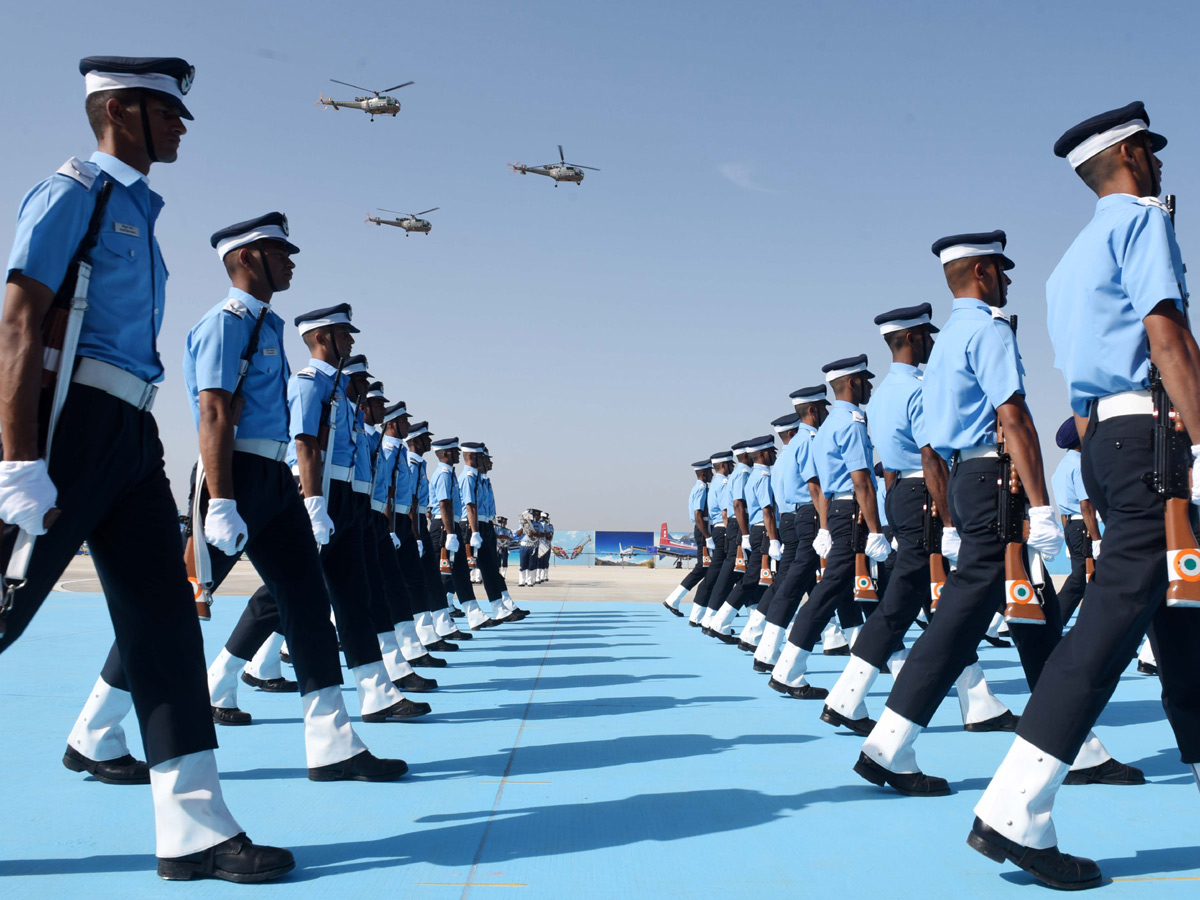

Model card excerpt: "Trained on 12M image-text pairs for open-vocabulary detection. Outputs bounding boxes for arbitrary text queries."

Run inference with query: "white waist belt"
[371,498,387,513]
[352,479,371,494]
[72,358,157,411]
[1068,514,1084,520]
[959,444,998,461]
[831,491,855,501]
[233,438,287,462]
[899,468,924,479]
[1095,389,1153,420]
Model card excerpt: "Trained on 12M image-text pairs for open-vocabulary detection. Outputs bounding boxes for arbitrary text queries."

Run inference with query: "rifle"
[317,354,348,501]
[733,531,746,574]
[757,533,774,586]
[995,320,1043,623]
[2,179,114,634]
[1145,195,1200,607]
[187,303,270,619]
[851,501,878,601]
[922,486,948,611]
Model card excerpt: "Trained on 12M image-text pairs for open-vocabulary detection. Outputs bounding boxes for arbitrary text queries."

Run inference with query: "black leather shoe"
[362,697,432,722]
[966,816,1102,890]
[450,608,466,619]
[62,745,150,785]
[982,634,1013,648]
[426,639,459,652]
[508,608,530,620]
[394,672,438,693]
[448,629,473,641]
[689,620,701,628]
[701,626,716,637]
[410,652,447,668]
[853,752,950,796]
[823,644,851,656]
[157,832,295,883]
[780,683,828,700]
[965,711,1020,733]
[472,618,502,630]
[308,749,408,783]
[241,672,298,693]
[212,706,251,726]
[663,602,685,617]
[737,641,759,653]
[820,706,876,737]
[279,650,292,664]
[1137,661,1158,676]
[752,659,773,673]
[768,677,790,694]
[1063,758,1145,786]
[714,631,740,645]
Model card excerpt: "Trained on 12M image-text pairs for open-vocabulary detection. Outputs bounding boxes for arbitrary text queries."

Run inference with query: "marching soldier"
[406,423,463,651]
[856,231,1137,801]
[753,387,830,670]
[973,102,1196,889]
[769,356,888,698]
[0,57,292,880]
[663,458,714,616]
[458,442,505,626]
[1049,417,1099,622]
[429,438,497,630]
[702,441,753,638]
[690,451,734,625]
[476,447,528,620]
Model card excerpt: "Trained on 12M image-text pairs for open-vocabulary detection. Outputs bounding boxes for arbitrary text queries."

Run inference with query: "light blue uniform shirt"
[408,451,429,510]
[793,423,820,499]
[688,480,709,523]
[814,400,874,496]
[8,152,169,383]
[772,442,796,515]
[1048,194,1188,416]
[353,418,375,486]
[921,298,1024,457]
[726,462,751,517]
[430,462,462,522]
[183,289,290,440]
[1051,451,1086,518]
[393,445,412,513]
[372,434,403,505]
[460,465,482,511]
[709,474,728,528]
[747,464,774,527]
[866,363,926,472]
[479,475,496,520]
[285,358,355,467]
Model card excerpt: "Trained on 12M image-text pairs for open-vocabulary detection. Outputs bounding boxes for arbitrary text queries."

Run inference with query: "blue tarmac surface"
[0,592,1198,898]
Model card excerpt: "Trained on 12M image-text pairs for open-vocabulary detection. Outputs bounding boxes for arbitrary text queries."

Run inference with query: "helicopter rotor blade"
[558,144,565,164]
[572,165,601,171]
[381,81,414,93]
[414,207,439,216]
[331,78,375,93]
[377,208,408,216]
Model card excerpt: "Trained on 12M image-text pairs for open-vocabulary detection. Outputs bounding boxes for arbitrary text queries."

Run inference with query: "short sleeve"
[909,386,929,449]
[690,486,705,513]
[431,472,450,504]
[971,324,1024,409]
[1069,463,1088,503]
[461,476,477,506]
[839,421,873,473]
[287,375,326,439]
[191,312,246,393]
[1121,208,1186,319]
[800,442,819,484]
[7,176,92,293]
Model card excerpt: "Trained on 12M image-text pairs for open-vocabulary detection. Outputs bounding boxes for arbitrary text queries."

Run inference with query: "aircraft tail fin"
[661,523,670,544]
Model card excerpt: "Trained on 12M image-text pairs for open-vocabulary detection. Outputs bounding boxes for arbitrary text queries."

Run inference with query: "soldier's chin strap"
[138,93,158,164]
[257,247,279,294]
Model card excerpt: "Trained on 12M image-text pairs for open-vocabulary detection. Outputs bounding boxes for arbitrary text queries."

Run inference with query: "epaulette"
[1137,196,1171,214]
[850,410,866,424]
[55,157,97,190]
[990,307,1010,322]
[296,366,317,378]
[222,297,249,319]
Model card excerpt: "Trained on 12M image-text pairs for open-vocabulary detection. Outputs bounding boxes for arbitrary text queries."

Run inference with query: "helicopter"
[317,78,413,121]
[510,145,599,186]
[365,207,439,235]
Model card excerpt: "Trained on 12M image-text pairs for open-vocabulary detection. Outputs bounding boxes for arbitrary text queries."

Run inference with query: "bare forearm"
[763,508,778,542]
[0,278,54,461]
[921,446,952,528]
[467,503,478,532]
[439,499,453,527]
[999,401,1049,507]
[734,500,749,534]
[295,435,323,498]
[1081,499,1100,541]
[693,509,709,539]
[809,481,828,527]
[850,470,881,532]
[198,392,236,499]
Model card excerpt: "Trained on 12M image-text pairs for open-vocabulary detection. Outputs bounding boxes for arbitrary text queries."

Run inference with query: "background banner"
[594,531,656,567]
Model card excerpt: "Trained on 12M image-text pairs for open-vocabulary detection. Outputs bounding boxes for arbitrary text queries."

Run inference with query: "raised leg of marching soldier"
[664,528,707,614]
[691,523,726,624]
[712,524,768,638]
[690,450,732,624]
[703,518,743,635]
[741,511,795,650]
[754,504,820,669]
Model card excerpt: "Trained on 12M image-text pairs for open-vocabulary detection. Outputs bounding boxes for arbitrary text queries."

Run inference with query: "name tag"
[262,347,278,356]
[114,223,140,237]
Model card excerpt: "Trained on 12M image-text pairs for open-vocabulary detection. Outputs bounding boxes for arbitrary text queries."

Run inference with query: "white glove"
[705,536,716,550]
[446,533,461,554]
[1192,445,1200,505]
[390,531,402,549]
[941,527,961,564]
[204,498,248,556]
[1092,538,1101,560]
[0,459,57,536]
[469,531,483,550]
[768,539,783,561]
[304,496,335,546]
[741,534,752,553]
[865,532,890,562]
[417,539,424,557]
[812,528,832,558]
[1027,505,1064,561]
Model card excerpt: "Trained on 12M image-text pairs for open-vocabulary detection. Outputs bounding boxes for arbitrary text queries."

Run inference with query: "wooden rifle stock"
[924,491,947,611]
[758,539,774,586]
[852,503,878,601]
[997,420,1043,624]
[733,542,746,573]
[439,545,451,574]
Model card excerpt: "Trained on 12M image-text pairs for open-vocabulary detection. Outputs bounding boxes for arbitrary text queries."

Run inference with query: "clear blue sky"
[2,0,1198,531]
